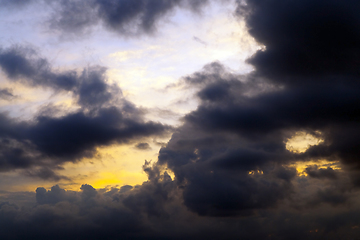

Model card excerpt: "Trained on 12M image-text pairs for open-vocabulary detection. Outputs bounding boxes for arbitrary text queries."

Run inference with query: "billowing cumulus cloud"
[158,63,296,216]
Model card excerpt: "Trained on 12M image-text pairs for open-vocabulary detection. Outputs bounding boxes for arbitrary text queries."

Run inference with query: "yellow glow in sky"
[292,159,341,176]
[286,131,324,153]
[285,131,341,176]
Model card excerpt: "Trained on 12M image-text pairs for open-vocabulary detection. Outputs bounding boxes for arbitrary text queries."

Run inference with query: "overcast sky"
[1,0,360,239]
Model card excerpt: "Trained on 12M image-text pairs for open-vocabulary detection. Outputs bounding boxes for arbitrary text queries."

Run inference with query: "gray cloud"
[0,0,35,8]
[305,166,338,180]
[24,167,71,182]
[0,46,78,91]
[153,0,360,219]
[47,0,210,36]
[135,142,151,150]
[0,88,15,100]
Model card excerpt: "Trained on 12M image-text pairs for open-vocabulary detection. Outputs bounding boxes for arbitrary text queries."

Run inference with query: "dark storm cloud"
[156,0,360,216]
[157,118,295,216]
[74,67,120,110]
[0,108,170,174]
[237,0,360,81]
[159,72,360,216]
[305,166,338,180]
[28,108,169,160]
[3,173,360,240]
[0,46,171,175]
[185,81,360,140]
[156,0,360,220]
[48,0,210,36]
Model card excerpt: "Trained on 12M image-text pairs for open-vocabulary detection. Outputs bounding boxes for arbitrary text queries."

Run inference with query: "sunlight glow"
[286,131,324,153]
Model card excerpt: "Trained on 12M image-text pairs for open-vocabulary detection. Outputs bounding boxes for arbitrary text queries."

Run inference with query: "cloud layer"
[1,0,360,239]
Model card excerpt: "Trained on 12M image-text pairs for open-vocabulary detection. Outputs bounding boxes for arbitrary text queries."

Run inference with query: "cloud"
[0,46,78,91]
[305,166,338,180]
[28,108,168,159]
[48,0,100,36]
[0,45,171,176]
[0,107,170,175]
[0,46,121,110]
[153,0,360,218]
[2,174,360,239]
[1,0,360,239]
[158,65,360,216]
[0,88,15,100]
[158,69,296,216]
[0,0,35,8]
[0,165,180,240]
[135,142,151,150]
[193,36,207,46]
[47,0,210,36]
[24,167,71,182]
[237,0,360,81]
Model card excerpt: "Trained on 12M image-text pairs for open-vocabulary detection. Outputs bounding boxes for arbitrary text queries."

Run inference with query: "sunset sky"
[1,0,360,239]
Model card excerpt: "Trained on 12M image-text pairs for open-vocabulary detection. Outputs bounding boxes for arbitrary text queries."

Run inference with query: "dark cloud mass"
[1,168,360,240]
[2,0,360,239]
[305,166,338,180]
[0,46,171,174]
[240,0,360,80]
[154,0,360,234]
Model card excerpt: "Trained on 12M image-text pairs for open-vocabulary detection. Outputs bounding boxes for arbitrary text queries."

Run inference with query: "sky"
[0,0,360,239]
